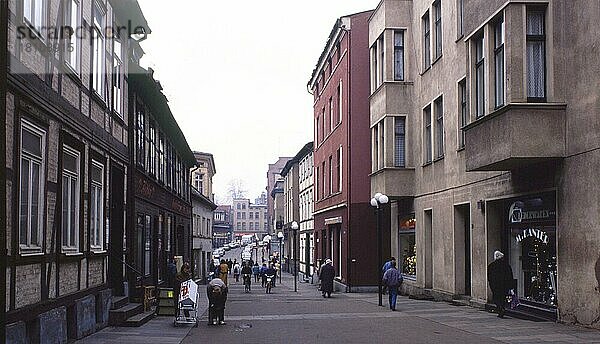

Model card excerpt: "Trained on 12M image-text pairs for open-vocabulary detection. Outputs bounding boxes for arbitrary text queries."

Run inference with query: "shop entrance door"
[108,165,125,295]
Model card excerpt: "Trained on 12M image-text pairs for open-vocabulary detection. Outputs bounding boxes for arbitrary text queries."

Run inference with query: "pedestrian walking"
[381,257,396,294]
[207,278,228,325]
[233,261,241,282]
[219,259,229,286]
[382,261,403,311]
[167,258,177,289]
[487,250,514,318]
[252,263,260,283]
[319,259,335,298]
[260,263,268,287]
[227,259,233,275]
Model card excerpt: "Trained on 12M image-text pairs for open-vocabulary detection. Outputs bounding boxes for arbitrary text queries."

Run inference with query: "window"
[378,36,384,85]
[19,120,45,251]
[458,79,467,148]
[113,39,123,115]
[458,0,464,37]
[423,105,432,163]
[242,203,246,210]
[322,107,327,135]
[494,17,505,108]
[475,35,485,118]
[242,212,246,219]
[526,10,546,100]
[255,211,259,218]
[371,43,378,91]
[249,222,254,230]
[315,166,319,199]
[433,0,442,59]
[394,117,406,167]
[329,97,334,131]
[23,0,46,35]
[422,11,431,69]
[249,212,253,219]
[237,223,241,230]
[90,161,104,250]
[158,134,165,182]
[321,162,325,199]
[337,80,342,125]
[136,104,145,167]
[399,215,416,276]
[237,212,241,219]
[242,222,246,230]
[337,147,342,192]
[148,121,156,175]
[92,2,105,97]
[62,146,80,252]
[373,125,379,171]
[379,121,385,169]
[394,31,404,81]
[255,222,259,229]
[315,116,320,146]
[64,0,80,71]
[166,142,172,187]
[434,96,444,159]
[144,215,151,275]
[194,173,203,193]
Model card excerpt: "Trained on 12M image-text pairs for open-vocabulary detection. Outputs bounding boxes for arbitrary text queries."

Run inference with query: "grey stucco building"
[369,0,600,327]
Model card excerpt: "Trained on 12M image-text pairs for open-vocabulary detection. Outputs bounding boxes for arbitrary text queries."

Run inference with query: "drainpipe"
[0,0,8,338]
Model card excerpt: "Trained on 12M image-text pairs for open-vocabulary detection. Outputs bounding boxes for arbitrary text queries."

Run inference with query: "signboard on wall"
[506,193,556,226]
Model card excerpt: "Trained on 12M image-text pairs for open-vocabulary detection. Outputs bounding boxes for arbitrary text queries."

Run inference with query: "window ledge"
[63,251,83,256]
[91,250,107,255]
[19,249,43,257]
[457,146,465,152]
[419,65,432,76]
[433,155,445,163]
[431,55,443,67]
[455,34,464,43]
[422,161,433,168]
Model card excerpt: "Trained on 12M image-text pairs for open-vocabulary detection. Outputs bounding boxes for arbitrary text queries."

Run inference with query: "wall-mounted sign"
[506,193,556,225]
[515,228,549,244]
[325,216,342,225]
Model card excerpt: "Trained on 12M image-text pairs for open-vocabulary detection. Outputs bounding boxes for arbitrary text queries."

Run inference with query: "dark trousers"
[388,286,398,310]
[208,306,224,323]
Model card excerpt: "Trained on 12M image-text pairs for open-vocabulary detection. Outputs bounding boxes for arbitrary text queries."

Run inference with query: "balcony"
[370,168,415,198]
[370,82,413,124]
[464,103,566,171]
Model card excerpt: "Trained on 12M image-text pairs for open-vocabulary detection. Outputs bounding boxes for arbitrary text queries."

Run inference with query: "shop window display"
[399,215,416,276]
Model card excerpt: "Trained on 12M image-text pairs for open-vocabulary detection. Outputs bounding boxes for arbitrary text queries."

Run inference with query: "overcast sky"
[137,0,376,203]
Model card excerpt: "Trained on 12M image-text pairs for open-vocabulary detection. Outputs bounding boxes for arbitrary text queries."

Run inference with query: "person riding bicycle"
[265,264,276,288]
[241,262,252,291]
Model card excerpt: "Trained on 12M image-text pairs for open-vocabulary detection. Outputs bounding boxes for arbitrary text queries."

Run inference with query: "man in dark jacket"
[207,278,228,325]
[382,261,403,311]
[487,250,514,318]
[319,259,335,298]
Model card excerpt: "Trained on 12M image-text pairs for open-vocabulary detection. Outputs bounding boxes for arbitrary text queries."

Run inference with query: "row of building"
[271,0,600,328]
[0,0,219,342]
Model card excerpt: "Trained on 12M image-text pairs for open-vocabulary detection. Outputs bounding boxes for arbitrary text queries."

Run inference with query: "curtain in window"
[394,117,405,167]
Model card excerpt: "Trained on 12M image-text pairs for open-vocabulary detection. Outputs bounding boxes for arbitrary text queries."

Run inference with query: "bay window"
[526,10,546,100]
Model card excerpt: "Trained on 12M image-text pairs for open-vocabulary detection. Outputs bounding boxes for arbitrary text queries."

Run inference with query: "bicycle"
[265,274,274,294]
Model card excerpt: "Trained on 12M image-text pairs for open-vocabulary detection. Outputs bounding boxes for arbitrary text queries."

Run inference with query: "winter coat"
[219,263,229,285]
[487,257,514,303]
[383,267,403,287]
[207,278,228,310]
[320,264,335,293]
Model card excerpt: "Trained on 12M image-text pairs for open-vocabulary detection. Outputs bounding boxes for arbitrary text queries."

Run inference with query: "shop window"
[399,215,416,276]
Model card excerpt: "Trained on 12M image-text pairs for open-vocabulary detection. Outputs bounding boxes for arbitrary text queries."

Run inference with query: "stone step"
[123,309,156,327]
[111,296,129,310]
[108,303,143,326]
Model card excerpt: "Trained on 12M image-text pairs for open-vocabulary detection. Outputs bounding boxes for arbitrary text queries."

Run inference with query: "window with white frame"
[422,11,431,69]
[458,0,464,37]
[113,39,123,115]
[379,120,385,169]
[394,31,404,81]
[458,79,467,148]
[62,146,80,252]
[64,0,80,71]
[494,17,505,108]
[90,161,104,251]
[19,120,45,252]
[433,0,442,59]
[24,0,46,35]
[148,121,156,175]
[423,105,432,163]
[92,2,105,97]
[136,104,145,167]
[329,97,334,130]
[337,147,342,192]
[394,117,406,167]
[378,36,384,84]
[475,35,485,118]
[526,9,546,100]
[370,43,378,91]
[337,80,342,125]
[434,96,444,159]
[373,125,379,171]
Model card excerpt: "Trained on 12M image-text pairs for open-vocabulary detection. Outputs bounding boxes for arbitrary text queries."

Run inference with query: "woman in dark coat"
[319,259,335,298]
[487,250,514,318]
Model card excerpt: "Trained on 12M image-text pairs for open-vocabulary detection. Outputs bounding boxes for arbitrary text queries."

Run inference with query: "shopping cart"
[173,279,199,327]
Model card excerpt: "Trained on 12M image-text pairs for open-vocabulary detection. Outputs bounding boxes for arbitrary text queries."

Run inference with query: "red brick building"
[307,10,379,290]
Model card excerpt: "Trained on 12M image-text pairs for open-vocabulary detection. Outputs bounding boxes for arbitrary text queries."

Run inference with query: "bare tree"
[226,178,248,202]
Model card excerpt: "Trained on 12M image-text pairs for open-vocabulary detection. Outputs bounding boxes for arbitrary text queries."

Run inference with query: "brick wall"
[59,262,79,295]
[15,264,41,308]
[88,258,104,287]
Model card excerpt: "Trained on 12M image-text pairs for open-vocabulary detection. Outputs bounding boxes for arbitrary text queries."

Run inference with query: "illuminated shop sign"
[507,194,556,224]
[515,228,549,244]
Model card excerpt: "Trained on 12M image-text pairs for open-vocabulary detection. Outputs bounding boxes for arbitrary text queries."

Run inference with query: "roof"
[129,63,196,166]
[109,0,151,34]
[191,187,217,210]
[280,142,314,177]
[193,151,217,175]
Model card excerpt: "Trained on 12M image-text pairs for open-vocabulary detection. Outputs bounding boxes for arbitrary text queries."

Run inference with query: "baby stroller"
[174,279,199,327]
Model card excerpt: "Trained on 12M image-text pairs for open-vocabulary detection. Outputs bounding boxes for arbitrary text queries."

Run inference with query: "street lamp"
[370,192,389,307]
[277,231,284,284]
[291,221,299,293]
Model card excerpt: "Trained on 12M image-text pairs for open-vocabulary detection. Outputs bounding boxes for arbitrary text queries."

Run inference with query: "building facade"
[232,198,268,239]
[4,0,148,341]
[128,65,195,295]
[266,157,292,234]
[191,187,216,282]
[212,205,233,247]
[281,142,315,279]
[369,0,600,327]
[191,151,215,201]
[308,10,376,290]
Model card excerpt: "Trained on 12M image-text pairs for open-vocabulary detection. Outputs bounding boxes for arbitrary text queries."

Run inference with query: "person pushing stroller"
[207,278,228,325]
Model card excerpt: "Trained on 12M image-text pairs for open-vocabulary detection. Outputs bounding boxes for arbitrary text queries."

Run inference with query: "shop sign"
[515,228,549,244]
[324,216,342,225]
[507,196,556,224]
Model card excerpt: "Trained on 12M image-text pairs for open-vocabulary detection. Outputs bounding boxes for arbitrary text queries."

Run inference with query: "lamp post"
[291,221,299,292]
[277,231,284,284]
[371,192,389,307]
